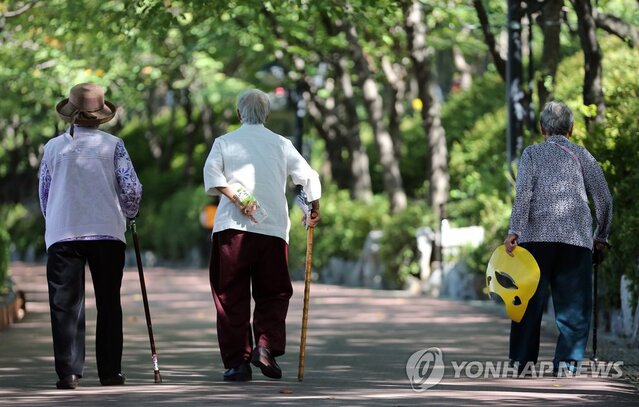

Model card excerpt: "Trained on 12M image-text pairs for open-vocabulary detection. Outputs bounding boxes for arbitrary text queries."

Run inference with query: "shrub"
[442,72,505,146]
[579,41,639,307]
[1,203,45,262]
[379,201,434,289]
[287,184,389,279]
[136,185,212,264]
[441,75,514,280]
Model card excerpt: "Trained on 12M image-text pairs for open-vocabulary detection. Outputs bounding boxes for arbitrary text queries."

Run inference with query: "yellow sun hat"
[486,245,541,323]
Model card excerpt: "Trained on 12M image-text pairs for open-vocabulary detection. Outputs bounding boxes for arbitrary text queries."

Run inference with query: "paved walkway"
[0,262,637,406]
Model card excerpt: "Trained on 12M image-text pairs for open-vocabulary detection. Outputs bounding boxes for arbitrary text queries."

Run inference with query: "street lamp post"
[507,0,525,177]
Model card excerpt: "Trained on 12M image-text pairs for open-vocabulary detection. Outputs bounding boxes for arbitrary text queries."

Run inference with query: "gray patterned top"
[508,135,613,249]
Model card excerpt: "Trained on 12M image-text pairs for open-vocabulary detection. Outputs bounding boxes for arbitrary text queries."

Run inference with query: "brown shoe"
[251,346,282,379]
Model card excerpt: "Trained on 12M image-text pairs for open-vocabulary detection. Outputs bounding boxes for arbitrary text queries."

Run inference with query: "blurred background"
[0,0,638,339]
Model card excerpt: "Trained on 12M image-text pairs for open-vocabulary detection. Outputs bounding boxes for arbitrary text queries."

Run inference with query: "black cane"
[591,243,610,362]
[129,219,162,383]
[592,258,599,362]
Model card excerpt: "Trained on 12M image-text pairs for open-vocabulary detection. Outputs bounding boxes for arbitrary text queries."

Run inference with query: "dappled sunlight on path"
[1,262,637,406]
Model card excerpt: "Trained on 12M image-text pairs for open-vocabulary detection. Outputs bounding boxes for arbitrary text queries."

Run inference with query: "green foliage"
[1,0,638,316]
[442,72,505,146]
[0,204,45,261]
[458,194,512,282]
[288,188,435,289]
[442,72,513,261]
[136,185,211,263]
[446,36,639,310]
[531,38,639,307]
[379,201,434,289]
[288,184,389,278]
[576,39,639,307]
[397,115,433,198]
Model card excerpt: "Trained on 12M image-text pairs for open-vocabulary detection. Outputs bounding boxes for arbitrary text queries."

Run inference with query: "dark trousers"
[209,229,293,368]
[509,242,592,369]
[46,240,125,379]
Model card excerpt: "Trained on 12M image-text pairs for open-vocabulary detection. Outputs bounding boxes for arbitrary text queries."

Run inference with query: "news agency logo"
[406,347,624,391]
[405,347,446,391]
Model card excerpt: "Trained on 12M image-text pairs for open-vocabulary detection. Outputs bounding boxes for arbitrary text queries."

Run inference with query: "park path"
[0,262,637,406]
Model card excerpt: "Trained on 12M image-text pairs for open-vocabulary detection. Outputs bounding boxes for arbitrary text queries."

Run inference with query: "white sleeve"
[203,139,228,196]
[286,142,321,201]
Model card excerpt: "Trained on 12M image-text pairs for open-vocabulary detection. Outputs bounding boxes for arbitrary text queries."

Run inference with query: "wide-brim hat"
[56,82,116,126]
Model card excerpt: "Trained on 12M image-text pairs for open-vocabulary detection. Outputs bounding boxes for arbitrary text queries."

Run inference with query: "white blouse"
[203,124,321,243]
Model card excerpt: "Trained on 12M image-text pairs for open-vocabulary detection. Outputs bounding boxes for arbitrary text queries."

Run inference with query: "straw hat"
[56,82,116,126]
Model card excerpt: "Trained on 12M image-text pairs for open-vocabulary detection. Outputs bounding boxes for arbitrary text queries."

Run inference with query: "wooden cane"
[298,225,314,381]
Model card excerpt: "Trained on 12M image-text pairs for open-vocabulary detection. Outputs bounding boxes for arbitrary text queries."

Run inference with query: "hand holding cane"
[129,219,163,383]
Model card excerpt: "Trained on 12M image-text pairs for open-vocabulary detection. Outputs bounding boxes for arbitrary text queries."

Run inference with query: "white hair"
[540,101,574,136]
[237,89,270,124]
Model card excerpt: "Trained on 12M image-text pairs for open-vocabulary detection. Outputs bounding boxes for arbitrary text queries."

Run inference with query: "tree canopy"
[1,0,638,305]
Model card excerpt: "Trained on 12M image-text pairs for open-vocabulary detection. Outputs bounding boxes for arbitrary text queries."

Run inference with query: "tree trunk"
[201,101,214,145]
[301,59,373,203]
[382,55,406,160]
[304,89,352,190]
[572,0,605,124]
[181,88,202,183]
[145,85,163,162]
[338,20,407,212]
[452,47,473,91]
[403,0,449,223]
[472,0,507,81]
[261,5,372,202]
[537,0,564,109]
[159,87,177,172]
[336,57,373,203]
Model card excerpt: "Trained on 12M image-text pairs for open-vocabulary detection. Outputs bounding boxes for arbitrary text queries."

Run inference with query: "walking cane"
[592,256,599,362]
[129,219,163,383]
[298,225,314,382]
[592,242,610,362]
[296,191,314,381]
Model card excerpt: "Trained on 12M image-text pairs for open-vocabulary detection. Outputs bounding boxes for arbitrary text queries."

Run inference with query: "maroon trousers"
[209,229,293,368]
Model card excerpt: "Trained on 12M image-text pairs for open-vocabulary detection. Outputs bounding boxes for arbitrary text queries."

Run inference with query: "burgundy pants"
[209,229,293,368]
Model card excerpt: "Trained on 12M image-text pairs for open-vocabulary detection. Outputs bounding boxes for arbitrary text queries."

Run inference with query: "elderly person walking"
[39,83,142,389]
[203,89,321,381]
[504,101,612,375]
